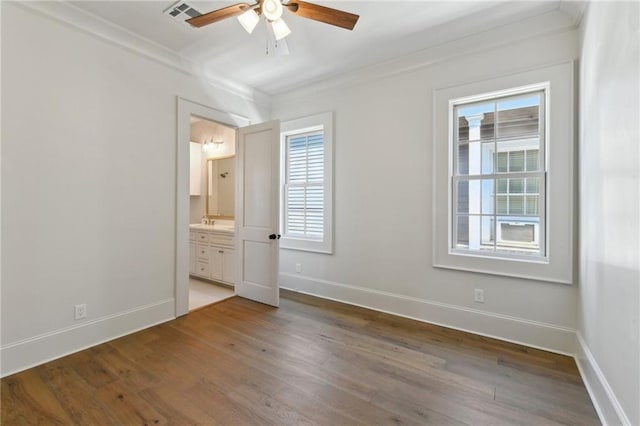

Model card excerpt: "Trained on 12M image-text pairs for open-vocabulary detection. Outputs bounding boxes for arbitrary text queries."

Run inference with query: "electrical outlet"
[474,289,485,303]
[74,304,87,320]
[295,263,301,273]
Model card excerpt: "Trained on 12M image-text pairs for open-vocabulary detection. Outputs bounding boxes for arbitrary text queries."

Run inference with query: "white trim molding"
[280,272,577,355]
[9,1,270,107]
[574,333,632,426]
[280,112,334,254]
[175,97,250,317]
[433,61,575,284]
[0,299,175,378]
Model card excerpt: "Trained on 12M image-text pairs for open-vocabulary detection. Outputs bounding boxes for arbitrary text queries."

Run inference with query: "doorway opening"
[176,97,281,317]
[188,115,237,310]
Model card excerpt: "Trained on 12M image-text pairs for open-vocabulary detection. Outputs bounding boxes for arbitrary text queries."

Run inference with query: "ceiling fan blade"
[186,3,253,28]
[285,0,359,30]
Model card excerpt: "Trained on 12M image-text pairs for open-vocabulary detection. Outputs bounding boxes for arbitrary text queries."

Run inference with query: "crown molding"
[272,4,579,105]
[11,1,271,107]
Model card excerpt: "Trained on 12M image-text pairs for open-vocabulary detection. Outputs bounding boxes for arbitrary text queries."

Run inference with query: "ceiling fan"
[186,0,359,41]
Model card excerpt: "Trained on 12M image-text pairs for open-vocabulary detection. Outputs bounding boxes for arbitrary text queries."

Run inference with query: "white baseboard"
[280,272,577,355]
[1,298,175,378]
[574,333,630,426]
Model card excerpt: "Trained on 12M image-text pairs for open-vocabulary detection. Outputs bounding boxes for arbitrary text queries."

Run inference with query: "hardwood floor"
[1,290,600,425]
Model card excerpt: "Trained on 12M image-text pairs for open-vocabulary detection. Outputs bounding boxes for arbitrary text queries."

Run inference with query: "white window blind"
[285,131,324,239]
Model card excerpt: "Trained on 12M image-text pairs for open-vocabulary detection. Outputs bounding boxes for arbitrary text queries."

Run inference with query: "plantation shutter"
[285,131,324,239]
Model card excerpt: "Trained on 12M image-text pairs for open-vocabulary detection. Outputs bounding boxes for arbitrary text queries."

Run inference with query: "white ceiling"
[69,1,580,95]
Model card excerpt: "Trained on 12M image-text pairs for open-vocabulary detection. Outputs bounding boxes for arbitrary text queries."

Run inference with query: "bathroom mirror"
[206,156,235,218]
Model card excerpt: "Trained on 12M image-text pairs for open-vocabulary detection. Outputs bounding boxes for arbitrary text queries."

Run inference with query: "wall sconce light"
[202,138,224,153]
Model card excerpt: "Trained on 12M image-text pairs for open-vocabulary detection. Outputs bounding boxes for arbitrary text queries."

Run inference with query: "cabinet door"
[196,244,209,262]
[189,243,196,275]
[195,262,210,278]
[210,247,223,281]
[222,248,235,285]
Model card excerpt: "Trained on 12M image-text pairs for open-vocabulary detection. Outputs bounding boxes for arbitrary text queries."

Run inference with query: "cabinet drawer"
[209,234,234,247]
[189,232,197,242]
[194,232,209,243]
[195,262,210,277]
[196,244,209,261]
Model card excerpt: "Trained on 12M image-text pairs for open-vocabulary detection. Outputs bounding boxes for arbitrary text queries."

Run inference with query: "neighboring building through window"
[280,112,333,254]
[452,89,546,259]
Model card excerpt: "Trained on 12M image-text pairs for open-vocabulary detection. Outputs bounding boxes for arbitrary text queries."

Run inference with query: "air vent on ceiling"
[163,1,202,25]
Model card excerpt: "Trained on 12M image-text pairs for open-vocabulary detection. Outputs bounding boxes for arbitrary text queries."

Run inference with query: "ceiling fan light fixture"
[271,17,291,40]
[262,0,283,21]
[237,9,260,34]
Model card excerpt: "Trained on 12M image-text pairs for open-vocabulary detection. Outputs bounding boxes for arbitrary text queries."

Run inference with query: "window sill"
[280,237,333,254]
[449,248,549,264]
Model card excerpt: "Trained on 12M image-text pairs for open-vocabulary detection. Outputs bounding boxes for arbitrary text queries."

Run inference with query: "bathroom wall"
[189,119,236,223]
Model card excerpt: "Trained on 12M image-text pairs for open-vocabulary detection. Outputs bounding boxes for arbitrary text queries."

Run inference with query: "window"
[280,112,333,253]
[452,90,546,259]
[432,62,575,284]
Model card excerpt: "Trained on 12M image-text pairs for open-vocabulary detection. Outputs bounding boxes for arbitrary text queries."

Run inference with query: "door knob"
[269,234,276,240]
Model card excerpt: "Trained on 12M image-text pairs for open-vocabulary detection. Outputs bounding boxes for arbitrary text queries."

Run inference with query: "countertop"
[189,224,235,234]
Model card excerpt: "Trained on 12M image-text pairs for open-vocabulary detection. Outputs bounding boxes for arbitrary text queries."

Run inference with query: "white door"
[236,120,280,307]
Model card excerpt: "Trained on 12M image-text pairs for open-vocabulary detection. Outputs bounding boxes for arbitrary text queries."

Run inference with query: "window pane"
[496,178,508,193]
[457,144,469,175]
[496,195,508,215]
[456,215,469,246]
[509,151,525,172]
[525,195,539,215]
[466,141,481,175]
[481,142,495,174]
[526,149,540,171]
[481,179,494,214]
[496,152,508,172]
[526,177,539,194]
[496,94,540,140]
[509,178,524,194]
[496,218,539,253]
[468,180,481,214]
[509,195,525,215]
[457,102,494,142]
[496,140,540,169]
[457,181,468,213]
[481,216,494,247]
[457,179,483,215]
[456,215,481,250]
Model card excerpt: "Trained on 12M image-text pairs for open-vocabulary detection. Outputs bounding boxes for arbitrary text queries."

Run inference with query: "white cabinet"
[188,228,235,286]
[189,142,202,196]
[221,248,235,283]
[209,247,235,283]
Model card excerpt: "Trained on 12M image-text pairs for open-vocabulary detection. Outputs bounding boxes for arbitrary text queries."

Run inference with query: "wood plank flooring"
[1,290,600,425]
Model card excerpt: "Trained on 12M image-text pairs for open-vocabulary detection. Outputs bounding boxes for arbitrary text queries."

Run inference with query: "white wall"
[577,2,639,425]
[0,3,268,376]
[272,28,580,353]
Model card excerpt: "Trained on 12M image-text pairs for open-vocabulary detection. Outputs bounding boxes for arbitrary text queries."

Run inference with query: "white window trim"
[449,84,548,262]
[432,62,575,284]
[280,112,333,254]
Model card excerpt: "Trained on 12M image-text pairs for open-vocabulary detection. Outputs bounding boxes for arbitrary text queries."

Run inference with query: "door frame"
[175,97,250,317]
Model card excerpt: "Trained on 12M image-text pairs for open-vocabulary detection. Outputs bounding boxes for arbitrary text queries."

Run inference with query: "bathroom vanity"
[189,224,235,286]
